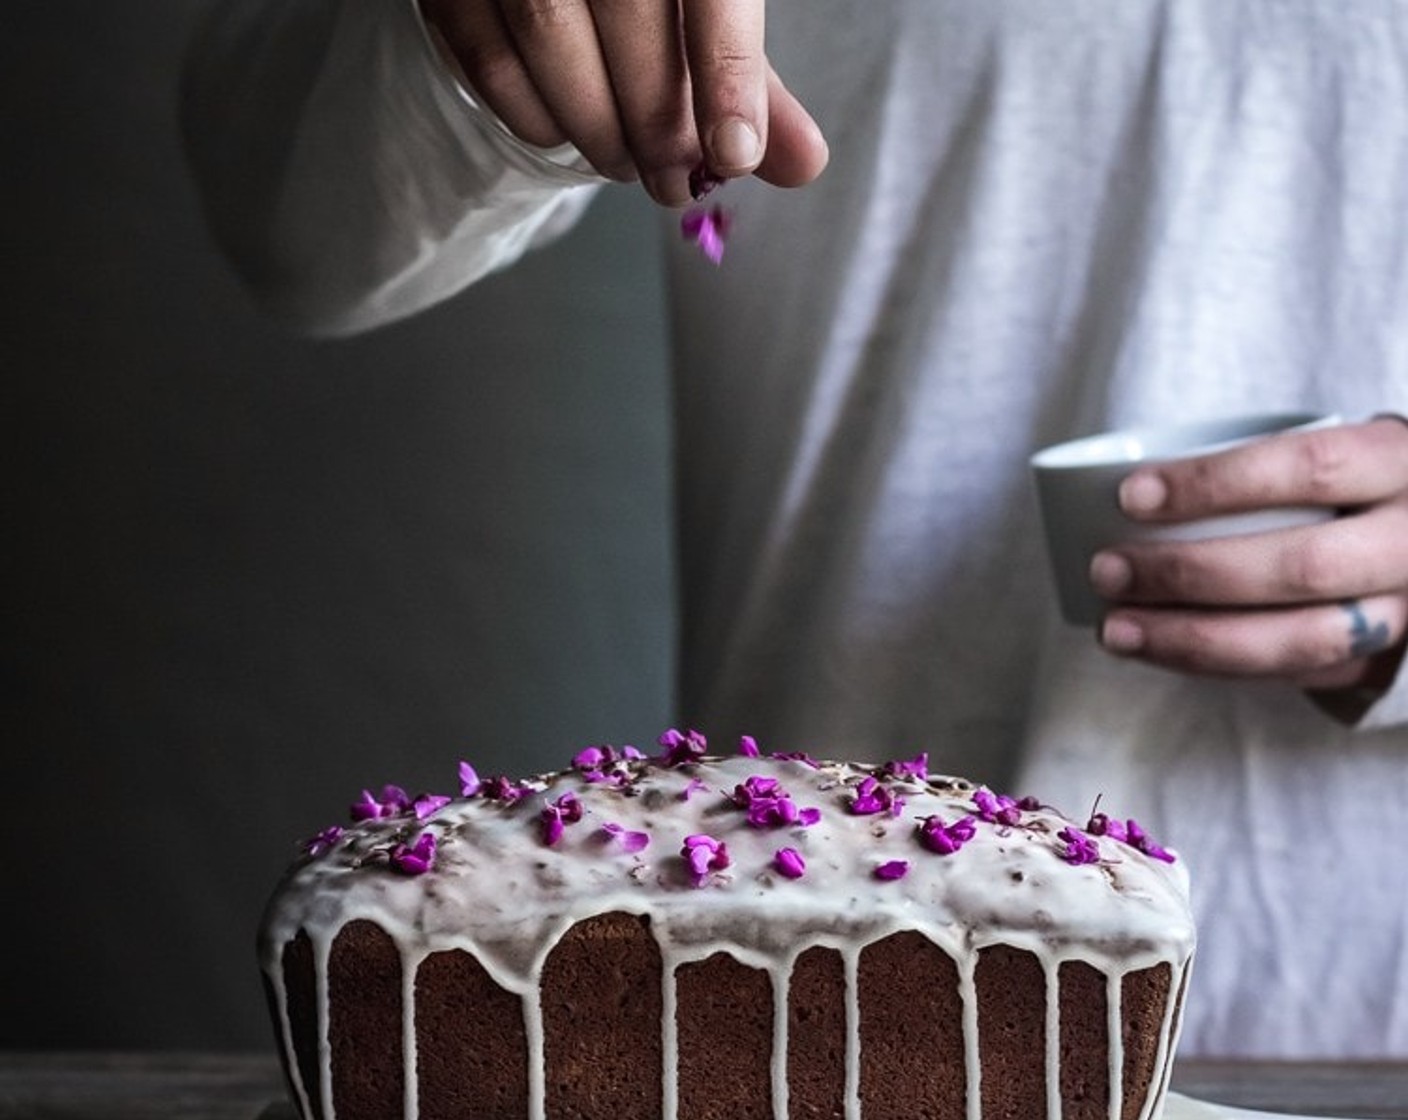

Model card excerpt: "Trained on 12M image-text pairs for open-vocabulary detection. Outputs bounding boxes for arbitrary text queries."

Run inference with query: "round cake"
[259,731,1196,1120]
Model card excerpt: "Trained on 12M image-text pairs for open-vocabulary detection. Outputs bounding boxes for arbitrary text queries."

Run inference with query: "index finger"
[1120,416,1408,521]
[681,0,768,177]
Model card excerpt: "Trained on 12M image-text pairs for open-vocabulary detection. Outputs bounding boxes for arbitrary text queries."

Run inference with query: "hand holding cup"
[1033,413,1408,709]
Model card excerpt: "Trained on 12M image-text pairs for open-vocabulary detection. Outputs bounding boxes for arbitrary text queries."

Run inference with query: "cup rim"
[1029,411,1339,471]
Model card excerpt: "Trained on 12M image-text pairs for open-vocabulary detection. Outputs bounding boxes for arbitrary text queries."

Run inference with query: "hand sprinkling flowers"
[681,162,732,265]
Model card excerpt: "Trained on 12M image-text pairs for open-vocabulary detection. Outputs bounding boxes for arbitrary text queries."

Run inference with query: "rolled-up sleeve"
[180,0,602,336]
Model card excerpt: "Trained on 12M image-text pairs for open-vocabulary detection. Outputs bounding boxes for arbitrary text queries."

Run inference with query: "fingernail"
[642,168,692,208]
[1120,470,1168,515]
[1101,615,1145,654]
[1089,551,1133,597]
[710,118,761,173]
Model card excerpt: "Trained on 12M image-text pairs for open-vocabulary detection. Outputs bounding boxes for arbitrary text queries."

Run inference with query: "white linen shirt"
[184,0,1408,1056]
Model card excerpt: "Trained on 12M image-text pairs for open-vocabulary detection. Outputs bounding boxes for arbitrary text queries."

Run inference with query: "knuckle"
[627,111,697,168]
[696,41,761,86]
[459,39,526,94]
[1311,626,1351,669]
[1281,536,1341,599]
[590,0,655,16]
[1145,613,1230,674]
[1292,428,1350,500]
[503,0,579,32]
[1140,548,1204,600]
[1175,615,1228,659]
[1181,458,1226,507]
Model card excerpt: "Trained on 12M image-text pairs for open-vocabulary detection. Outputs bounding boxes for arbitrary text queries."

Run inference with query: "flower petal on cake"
[457,761,482,798]
[774,847,806,879]
[1057,827,1101,866]
[413,794,450,820]
[601,822,651,853]
[303,825,343,858]
[389,832,437,875]
[918,814,977,855]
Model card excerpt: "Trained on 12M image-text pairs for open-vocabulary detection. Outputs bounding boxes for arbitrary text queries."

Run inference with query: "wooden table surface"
[1,1051,1404,1119]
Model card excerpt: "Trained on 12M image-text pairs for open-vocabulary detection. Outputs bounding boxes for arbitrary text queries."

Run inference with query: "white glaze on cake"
[260,752,1196,1120]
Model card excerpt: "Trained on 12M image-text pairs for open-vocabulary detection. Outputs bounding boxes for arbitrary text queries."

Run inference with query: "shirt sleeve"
[180,0,604,337]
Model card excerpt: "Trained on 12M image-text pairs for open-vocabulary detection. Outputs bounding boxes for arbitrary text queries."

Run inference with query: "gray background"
[5,1,674,1049]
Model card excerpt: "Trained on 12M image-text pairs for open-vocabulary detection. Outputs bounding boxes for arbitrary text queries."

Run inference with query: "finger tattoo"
[1342,600,1392,658]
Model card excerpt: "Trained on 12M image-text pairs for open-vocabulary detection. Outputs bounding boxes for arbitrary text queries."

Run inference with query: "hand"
[1088,417,1408,712]
[418,0,829,206]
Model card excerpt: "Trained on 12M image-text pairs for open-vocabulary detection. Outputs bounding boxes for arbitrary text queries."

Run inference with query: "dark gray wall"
[4,2,674,1049]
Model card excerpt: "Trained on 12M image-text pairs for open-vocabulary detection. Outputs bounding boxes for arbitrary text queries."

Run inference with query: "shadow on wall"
[3,1,674,1049]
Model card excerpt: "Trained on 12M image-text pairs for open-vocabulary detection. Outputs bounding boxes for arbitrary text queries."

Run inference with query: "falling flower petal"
[458,761,482,798]
[681,204,731,265]
[774,847,806,879]
[688,161,725,201]
[739,735,760,757]
[874,859,909,881]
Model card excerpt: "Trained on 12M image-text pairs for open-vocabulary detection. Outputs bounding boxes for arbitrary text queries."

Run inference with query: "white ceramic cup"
[1030,411,1341,626]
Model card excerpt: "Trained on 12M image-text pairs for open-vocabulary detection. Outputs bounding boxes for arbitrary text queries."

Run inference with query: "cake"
[259,731,1195,1120]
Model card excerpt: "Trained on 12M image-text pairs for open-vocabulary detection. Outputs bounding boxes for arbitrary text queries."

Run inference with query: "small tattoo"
[1342,600,1392,658]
